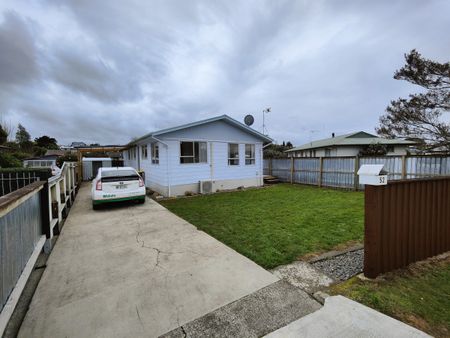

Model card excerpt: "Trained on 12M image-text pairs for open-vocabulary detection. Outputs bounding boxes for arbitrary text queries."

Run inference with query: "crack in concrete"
[135,305,145,331]
[180,325,187,338]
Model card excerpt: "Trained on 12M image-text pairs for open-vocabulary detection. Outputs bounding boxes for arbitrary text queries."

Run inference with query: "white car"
[91,167,146,209]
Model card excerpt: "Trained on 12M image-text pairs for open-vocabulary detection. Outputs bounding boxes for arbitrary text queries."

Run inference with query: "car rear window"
[101,170,140,182]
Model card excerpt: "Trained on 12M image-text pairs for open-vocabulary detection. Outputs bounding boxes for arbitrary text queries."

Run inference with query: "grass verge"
[330,254,450,337]
[160,184,364,269]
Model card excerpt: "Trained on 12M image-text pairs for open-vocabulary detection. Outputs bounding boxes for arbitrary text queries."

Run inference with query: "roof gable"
[346,131,377,138]
[130,115,272,145]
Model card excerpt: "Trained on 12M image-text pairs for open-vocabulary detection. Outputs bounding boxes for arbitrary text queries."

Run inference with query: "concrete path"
[264,295,431,338]
[162,280,320,338]
[19,185,278,338]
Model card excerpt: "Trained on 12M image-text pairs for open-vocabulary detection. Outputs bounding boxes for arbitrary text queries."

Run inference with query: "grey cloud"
[0,11,38,85]
[47,47,143,103]
[0,0,449,145]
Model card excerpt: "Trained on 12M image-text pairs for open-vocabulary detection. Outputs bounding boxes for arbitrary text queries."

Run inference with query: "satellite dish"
[244,114,254,126]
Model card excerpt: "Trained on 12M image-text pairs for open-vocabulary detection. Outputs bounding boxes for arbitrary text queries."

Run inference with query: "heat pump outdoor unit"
[199,180,213,194]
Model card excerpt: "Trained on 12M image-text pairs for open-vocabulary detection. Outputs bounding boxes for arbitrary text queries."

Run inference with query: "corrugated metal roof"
[82,157,112,161]
[128,114,272,146]
[286,131,416,152]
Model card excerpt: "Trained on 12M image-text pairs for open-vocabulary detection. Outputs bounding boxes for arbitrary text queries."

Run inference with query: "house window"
[180,141,207,164]
[245,144,255,165]
[228,143,239,165]
[142,145,148,160]
[152,143,159,164]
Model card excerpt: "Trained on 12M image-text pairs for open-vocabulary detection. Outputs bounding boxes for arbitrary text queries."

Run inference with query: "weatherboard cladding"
[123,116,265,195]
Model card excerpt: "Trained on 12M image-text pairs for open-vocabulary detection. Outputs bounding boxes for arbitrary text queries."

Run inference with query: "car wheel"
[92,203,100,210]
[137,198,145,204]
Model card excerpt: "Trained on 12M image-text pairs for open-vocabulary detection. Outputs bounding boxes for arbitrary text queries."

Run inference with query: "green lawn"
[160,184,364,269]
[330,257,450,338]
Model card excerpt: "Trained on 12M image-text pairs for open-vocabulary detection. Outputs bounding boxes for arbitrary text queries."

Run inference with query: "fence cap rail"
[0,181,45,213]
[387,175,450,185]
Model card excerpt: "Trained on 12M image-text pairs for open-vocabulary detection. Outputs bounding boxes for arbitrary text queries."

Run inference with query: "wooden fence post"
[354,156,360,191]
[318,157,323,187]
[401,155,407,179]
[39,182,50,239]
[290,157,294,184]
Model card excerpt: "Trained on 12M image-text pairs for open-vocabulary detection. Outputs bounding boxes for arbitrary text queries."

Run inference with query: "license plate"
[116,185,127,189]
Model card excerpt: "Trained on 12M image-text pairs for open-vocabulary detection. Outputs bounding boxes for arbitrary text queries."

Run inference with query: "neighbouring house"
[23,154,59,168]
[123,115,272,197]
[70,141,87,148]
[285,131,416,157]
[45,149,66,157]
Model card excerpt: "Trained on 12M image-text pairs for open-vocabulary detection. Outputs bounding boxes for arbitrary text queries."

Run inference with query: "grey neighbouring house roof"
[127,114,273,147]
[285,131,417,153]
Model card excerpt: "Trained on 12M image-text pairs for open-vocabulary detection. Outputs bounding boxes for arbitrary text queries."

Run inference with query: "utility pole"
[262,107,271,135]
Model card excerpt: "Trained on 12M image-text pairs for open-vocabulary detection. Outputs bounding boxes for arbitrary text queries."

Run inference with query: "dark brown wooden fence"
[364,176,450,278]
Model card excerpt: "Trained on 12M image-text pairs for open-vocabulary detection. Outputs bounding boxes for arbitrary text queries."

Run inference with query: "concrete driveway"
[19,184,278,338]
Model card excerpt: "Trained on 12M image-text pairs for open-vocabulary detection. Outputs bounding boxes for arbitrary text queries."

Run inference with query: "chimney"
[332,133,335,138]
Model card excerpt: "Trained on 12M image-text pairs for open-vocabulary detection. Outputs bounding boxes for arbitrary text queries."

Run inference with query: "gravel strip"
[312,249,364,281]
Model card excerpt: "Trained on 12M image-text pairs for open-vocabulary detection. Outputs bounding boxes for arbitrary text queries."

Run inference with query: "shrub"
[0,153,23,168]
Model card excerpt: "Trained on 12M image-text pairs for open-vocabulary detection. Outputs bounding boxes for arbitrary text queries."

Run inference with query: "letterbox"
[357,164,388,186]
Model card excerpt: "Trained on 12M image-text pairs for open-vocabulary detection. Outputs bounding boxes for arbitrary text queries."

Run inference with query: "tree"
[15,124,32,149]
[263,143,293,158]
[377,50,450,151]
[0,153,22,168]
[0,125,8,145]
[35,135,58,149]
[358,143,388,156]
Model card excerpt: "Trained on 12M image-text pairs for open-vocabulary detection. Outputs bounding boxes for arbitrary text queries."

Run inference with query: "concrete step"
[264,295,431,338]
[159,280,321,338]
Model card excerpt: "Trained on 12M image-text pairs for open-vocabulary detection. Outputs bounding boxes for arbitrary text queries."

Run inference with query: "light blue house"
[123,115,272,197]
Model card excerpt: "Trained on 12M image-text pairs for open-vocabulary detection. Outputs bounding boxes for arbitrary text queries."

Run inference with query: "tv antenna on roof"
[262,107,271,135]
[244,114,255,126]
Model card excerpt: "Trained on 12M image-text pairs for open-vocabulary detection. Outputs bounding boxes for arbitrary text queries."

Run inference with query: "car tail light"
[96,180,102,191]
[139,178,144,187]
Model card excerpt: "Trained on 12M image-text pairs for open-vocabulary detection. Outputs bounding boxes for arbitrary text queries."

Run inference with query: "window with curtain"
[142,145,148,159]
[228,143,239,165]
[180,141,207,164]
[245,144,255,165]
[152,143,159,164]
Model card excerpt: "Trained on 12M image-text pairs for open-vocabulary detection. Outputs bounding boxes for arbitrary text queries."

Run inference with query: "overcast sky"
[0,1,449,146]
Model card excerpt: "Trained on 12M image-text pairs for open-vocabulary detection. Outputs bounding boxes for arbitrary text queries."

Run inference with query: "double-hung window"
[142,145,148,160]
[245,144,255,165]
[180,141,207,164]
[152,143,159,164]
[228,143,239,165]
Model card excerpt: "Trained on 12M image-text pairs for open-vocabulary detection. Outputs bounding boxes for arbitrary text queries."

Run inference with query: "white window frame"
[228,143,239,166]
[142,145,148,160]
[180,141,207,164]
[152,143,159,164]
[245,144,255,165]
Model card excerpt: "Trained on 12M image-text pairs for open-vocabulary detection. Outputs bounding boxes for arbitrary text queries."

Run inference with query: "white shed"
[82,157,113,181]
[123,115,272,197]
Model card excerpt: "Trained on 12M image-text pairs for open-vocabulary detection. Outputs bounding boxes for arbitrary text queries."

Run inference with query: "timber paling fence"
[0,163,77,334]
[364,177,450,278]
[0,169,53,197]
[264,155,450,189]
